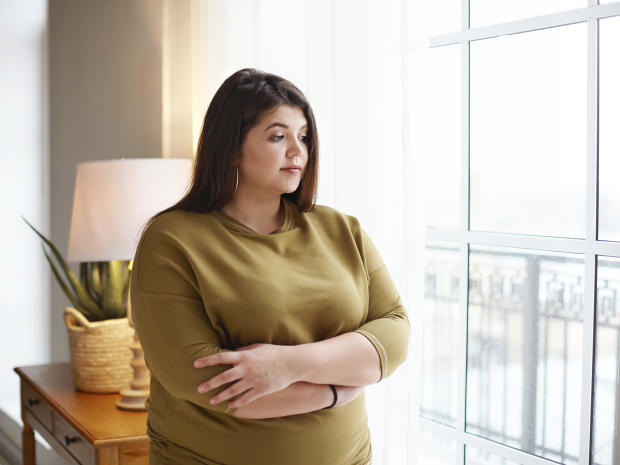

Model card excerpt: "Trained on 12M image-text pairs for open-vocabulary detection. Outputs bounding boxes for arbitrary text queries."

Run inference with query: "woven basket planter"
[63,307,135,393]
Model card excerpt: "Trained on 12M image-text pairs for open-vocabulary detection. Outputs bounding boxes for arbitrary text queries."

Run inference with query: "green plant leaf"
[41,245,102,320]
[80,262,99,305]
[102,260,126,319]
[22,216,104,319]
[121,260,132,302]
[101,261,108,289]
[91,262,103,299]
[122,260,131,292]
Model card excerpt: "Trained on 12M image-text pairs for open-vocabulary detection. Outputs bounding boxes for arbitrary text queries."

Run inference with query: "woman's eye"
[270,134,308,143]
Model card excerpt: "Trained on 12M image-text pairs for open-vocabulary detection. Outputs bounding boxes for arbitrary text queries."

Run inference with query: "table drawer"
[53,410,95,465]
[22,382,52,431]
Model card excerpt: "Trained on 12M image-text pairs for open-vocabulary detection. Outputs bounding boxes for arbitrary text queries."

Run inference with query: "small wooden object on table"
[14,363,149,465]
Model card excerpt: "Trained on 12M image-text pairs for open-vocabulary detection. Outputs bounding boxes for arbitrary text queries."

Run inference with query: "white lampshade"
[67,158,193,262]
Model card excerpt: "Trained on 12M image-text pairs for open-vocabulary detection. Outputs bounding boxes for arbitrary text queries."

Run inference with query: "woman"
[130,68,410,465]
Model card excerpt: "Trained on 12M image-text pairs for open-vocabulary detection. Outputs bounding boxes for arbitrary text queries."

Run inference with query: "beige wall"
[49,0,194,362]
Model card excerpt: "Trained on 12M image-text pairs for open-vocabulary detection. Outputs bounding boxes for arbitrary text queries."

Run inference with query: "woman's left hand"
[194,343,297,409]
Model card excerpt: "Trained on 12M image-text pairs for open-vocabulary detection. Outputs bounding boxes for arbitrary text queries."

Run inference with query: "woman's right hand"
[333,385,365,408]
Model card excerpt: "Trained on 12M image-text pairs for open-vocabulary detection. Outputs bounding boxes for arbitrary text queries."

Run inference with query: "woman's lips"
[281,168,301,174]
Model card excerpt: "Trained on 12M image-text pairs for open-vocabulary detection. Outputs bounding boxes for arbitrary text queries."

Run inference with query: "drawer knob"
[65,435,78,447]
[27,398,39,407]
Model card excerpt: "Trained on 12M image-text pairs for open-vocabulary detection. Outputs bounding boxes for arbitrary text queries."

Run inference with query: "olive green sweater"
[130,196,410,465]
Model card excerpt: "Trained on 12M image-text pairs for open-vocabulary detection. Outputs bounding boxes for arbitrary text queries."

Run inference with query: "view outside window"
[470,0,584,28]
[593,256,620,465]
[426,45,461,230]
[469,24,587,239]
[428,0,460,36]
[467,246,584,464]
[421,2,620,464]
[598,15,620,243]
[421,242,460,426]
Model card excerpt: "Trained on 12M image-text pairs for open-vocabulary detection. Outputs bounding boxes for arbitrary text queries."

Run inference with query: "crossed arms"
[194,331,382,419]
[131,224,410,420]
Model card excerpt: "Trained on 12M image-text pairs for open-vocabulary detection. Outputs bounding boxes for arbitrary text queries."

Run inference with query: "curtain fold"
[197,1,428,462]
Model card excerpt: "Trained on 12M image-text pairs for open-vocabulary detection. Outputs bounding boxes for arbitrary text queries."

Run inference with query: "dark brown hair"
[138,68,319,241]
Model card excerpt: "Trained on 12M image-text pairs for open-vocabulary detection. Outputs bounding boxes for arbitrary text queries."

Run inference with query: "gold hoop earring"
[233,166,239,196]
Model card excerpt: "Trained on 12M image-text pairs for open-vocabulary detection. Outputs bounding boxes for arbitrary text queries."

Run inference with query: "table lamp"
[67,158,193,410]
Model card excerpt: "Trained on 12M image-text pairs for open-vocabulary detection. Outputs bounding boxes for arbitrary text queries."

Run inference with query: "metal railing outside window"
[417,1,620,464]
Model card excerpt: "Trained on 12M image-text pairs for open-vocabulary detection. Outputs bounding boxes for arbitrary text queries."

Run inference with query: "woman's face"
[237,104,308,197]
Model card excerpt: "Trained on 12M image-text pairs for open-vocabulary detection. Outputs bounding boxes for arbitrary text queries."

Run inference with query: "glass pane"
[471,0,584,29]
[466,446,521,465]
[470,24,587,239]
[427,44,461,230]
[466,245,584,464]
[420,242,460,426]
[592,256,620,465]
[419,426,458,465]
[429,0,461,36]
[598,15,620,242]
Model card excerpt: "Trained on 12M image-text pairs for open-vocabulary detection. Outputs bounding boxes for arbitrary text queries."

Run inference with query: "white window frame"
[421,1,620,465]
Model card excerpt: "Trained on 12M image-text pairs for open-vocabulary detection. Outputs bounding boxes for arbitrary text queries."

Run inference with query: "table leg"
[22,417,35,465]
[98,445,119,465]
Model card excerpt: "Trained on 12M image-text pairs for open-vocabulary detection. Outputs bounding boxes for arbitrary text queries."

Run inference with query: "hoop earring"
[233,167,239,196]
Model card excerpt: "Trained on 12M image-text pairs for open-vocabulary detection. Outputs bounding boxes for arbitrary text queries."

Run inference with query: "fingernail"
[210,398,215,404]
[198,386,205,393]
[194,361,201,368]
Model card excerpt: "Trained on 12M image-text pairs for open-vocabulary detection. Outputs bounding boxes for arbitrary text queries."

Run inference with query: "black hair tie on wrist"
[323,384,337,409]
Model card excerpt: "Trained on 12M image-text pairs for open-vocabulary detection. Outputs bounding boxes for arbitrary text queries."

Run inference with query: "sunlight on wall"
[0,0,49,401]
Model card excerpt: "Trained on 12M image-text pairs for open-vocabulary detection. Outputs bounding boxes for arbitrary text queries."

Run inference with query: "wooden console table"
[14,363,149,465]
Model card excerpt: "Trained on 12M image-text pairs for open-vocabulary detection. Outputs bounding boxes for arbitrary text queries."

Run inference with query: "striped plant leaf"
[22,216,104,319]
[42,246,104,320]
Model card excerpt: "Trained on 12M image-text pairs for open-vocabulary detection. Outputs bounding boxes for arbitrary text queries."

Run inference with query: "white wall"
[48,0,168,363]
[0,0,49,401]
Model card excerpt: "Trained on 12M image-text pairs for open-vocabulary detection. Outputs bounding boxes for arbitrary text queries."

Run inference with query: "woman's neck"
[221,192,285,235]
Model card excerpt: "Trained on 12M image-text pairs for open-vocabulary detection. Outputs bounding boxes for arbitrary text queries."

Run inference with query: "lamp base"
[115,336,150,411]
[116,388,150,411]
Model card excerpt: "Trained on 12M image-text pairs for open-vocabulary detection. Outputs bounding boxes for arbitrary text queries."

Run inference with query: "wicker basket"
[63,307,135,393]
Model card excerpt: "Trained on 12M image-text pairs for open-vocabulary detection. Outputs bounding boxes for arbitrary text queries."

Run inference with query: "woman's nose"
[287,137,304,157]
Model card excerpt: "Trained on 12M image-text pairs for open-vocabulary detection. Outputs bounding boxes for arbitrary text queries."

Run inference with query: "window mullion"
[429,2,620,48]
[578,14,599,465]
[456,0,470,461]
[421,418,562,465]
[580,253,597,465]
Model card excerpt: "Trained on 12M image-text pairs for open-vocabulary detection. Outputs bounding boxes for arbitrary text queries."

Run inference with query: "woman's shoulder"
[302,202,362,232]
[139,210,200,237]
[136,209,219,251]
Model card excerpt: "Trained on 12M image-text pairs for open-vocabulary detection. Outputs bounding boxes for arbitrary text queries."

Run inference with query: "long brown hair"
[138,68,319,241]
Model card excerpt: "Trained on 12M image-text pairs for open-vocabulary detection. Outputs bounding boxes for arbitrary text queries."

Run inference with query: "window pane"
[420,242,460,426]
[429,0,461,36]
[598,15,620,242]
[471,0,584,29]
[466,245,584,464]
[470,24,587,239]
[466,446,521,465]
[419,427,458,465]
[427,44,461,230]
[593,256,620,465]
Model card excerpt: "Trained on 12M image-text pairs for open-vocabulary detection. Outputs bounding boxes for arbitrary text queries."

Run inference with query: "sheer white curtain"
[195,1,428,462]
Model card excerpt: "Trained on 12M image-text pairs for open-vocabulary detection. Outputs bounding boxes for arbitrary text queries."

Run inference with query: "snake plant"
[22,216,131,322]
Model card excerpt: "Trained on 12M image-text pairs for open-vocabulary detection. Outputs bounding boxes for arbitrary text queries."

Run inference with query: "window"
[420,1,620,464]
